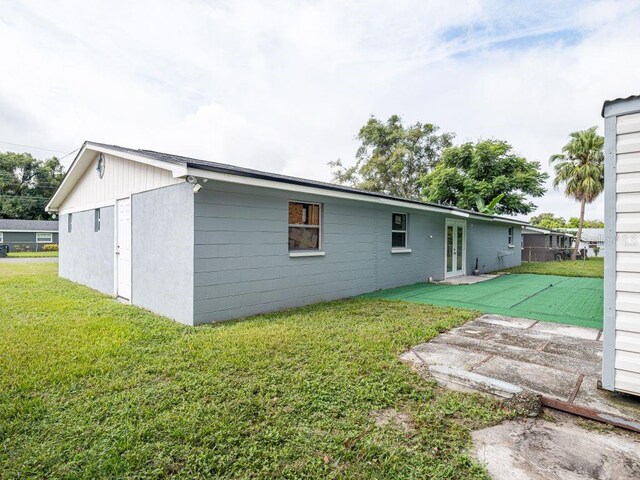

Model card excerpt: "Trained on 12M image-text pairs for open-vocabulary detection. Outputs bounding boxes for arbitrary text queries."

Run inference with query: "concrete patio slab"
[472,412,640,480]
[402,314,640,428]
[435,274,499,285]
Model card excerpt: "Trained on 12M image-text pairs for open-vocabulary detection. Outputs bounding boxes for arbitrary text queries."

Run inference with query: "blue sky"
[1,0,640,220]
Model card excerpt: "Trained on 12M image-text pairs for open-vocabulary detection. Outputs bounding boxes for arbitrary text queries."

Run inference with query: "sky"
[1,0,640,221]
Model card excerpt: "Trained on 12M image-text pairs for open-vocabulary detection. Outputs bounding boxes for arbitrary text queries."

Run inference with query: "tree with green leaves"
[530,212,567,229]
[550,126,604,260]
[329,115,454,199]
[566,217,604,228]
[0,152,65,220]
[422,140,548,215]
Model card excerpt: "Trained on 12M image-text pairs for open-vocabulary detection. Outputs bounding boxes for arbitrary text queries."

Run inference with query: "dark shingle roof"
[0,219,58,231]
[86,141,528,225]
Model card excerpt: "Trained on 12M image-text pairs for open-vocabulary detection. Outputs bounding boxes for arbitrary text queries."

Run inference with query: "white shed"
[602,95,640,397]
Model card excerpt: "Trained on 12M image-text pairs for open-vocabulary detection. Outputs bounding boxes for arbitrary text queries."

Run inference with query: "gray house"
[521,226,574,262]
[46,141,525,325]
[0,219,58,252]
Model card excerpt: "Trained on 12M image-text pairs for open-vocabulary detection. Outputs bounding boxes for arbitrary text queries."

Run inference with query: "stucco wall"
[131,183,194,325]
[59,207,114,294]
[467,221,521,273]
[193,181,454,323]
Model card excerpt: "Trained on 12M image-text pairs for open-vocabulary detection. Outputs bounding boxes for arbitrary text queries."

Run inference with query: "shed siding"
[59,153,182,214]
[192,181,520,323]
[131,183,194,325]
[611,109,640,395]
[59,207,114,294]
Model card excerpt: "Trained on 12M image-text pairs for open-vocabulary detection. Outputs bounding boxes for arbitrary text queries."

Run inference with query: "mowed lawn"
[0,263,515,479]
[500,256,603,278]
[7,251,59,258]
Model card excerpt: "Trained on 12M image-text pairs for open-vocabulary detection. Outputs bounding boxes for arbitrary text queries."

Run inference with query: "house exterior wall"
[131,183,195,325]
[58,153,182,214]
[603,97,640,396]
[467,221,520,273]
[59,207,114,294]
[192,181,520,323]
[0,231,58,251]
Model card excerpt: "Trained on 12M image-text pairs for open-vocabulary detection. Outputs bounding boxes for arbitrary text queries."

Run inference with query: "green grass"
[499,257,603,278]
[7,251,59,258]
[0,263,515,479]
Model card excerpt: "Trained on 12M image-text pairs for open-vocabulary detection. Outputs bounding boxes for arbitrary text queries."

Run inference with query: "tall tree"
[329,115,454,199]
[422,140,548,215]
[530,212,567,229]
[0,152,65,220]
[550,127,604,260]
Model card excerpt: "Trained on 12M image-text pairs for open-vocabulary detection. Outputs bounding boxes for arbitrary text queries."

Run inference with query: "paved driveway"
[363,274,603,329]
[0,257,58,263]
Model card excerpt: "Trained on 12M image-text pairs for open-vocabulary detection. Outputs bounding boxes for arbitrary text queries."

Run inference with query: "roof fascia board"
[46,143,188,212]
[185,167,526,225]
[602,97,640,118]
[85,143,188,178]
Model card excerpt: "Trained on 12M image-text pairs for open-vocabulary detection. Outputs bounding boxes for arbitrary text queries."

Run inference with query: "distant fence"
[521,247,588,262]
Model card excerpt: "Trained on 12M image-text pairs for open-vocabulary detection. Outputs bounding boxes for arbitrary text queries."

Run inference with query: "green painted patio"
[362,274,604,329]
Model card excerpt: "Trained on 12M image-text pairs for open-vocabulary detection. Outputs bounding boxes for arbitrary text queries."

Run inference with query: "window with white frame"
[68,213,73,233]
[94,209,101,232]
[0,232,3,243]
[36,233,53,243]
[288,202,321,251]
[391,213,408,248]
[508,227,513,245]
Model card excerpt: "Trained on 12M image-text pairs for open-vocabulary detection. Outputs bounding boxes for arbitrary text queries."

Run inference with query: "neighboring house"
[561,228,605,257]
[602,94,640,398]
[0,219,59,252]
[46,141,526,326]
[521,226,574,262]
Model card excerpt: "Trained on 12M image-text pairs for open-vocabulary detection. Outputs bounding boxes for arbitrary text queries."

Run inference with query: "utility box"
[602,95,640,397]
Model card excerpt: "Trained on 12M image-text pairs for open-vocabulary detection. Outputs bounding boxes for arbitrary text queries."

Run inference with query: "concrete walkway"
[472,411,640,480]
[401,314,640,423]
[402,314,640,479]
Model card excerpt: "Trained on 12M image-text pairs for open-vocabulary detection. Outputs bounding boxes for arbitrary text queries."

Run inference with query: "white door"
[116,198,132,300]
[445,219,466,278]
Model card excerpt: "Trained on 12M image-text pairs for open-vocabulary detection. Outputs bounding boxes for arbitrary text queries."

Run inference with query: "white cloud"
[1,0,639,221]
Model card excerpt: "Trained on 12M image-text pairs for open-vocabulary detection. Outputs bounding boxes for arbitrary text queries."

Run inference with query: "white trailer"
[602,95,640,396]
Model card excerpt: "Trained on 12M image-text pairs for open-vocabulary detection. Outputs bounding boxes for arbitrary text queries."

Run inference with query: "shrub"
[12,244,32,252]
[42,244,59,252]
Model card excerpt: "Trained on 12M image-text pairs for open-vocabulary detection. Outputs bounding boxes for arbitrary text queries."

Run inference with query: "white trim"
[391,248,412,254]
[46,143,188,212]
[289,251,326,257]
[391,212,408,249]
[0,232,3,243]
[288,200,322,253]
[59,199,116,215]
[36,232,53,243]
[185,167,526,225]
[444,218,467,278]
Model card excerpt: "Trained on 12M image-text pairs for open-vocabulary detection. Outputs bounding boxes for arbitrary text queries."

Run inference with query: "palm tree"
[550,127,604,260]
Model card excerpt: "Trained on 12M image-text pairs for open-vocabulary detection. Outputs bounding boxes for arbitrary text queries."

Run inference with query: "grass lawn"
[499,257,603,278]
[0,263,516,479]
[7,251,59,258]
